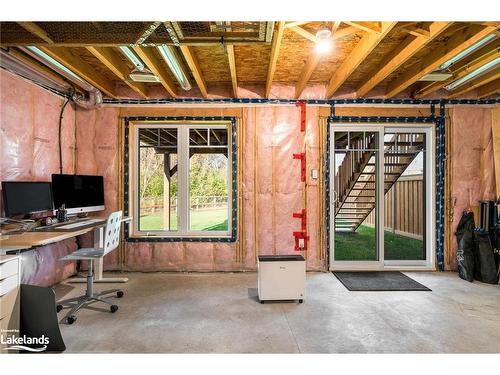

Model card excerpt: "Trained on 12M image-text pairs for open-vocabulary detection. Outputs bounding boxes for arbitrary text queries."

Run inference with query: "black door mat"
[333,271,431,291]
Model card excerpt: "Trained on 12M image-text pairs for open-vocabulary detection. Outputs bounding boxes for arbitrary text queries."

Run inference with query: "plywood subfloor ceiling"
[1,21,499,99]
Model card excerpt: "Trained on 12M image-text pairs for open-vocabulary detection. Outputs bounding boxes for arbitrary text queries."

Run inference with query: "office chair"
[56,211,124,324]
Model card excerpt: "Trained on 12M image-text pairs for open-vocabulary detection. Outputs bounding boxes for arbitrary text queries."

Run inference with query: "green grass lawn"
[140,208,228,231]
[334,225,424,261]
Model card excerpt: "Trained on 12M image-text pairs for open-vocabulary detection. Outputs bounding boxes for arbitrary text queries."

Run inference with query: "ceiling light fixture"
[119,46,160,83]
[25,46,88,86]
[157,45,192,91]
[119,46,146,71]
[315,25,333,54]
[440,33,497,70]
[445,57,500,91]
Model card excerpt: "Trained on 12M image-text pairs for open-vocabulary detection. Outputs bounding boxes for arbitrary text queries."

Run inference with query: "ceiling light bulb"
[316,39,332,54]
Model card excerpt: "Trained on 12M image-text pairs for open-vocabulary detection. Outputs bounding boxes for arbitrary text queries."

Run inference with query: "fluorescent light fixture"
[445,57,500,91]
[419,72,454,81]
[25,46,87,86]
[440,33,497,70]
[119,46,145,71]
[157,45,191,91]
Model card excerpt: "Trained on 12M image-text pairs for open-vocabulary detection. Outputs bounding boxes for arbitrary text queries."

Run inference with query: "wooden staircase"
[334,133,424,232]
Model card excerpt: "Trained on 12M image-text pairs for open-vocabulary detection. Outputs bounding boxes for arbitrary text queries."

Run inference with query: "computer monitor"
[2,181,54,218]
[51,174,105,215]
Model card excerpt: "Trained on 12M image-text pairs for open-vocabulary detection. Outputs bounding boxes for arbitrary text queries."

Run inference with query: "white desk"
[0,217,132,284]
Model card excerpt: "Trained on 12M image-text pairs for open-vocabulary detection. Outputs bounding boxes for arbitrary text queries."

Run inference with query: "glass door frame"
[329,124,385,271]
[329,123,435,271]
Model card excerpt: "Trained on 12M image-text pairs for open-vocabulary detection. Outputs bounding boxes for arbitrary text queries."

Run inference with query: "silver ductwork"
[0,48,72,93]
[15,46,103,108]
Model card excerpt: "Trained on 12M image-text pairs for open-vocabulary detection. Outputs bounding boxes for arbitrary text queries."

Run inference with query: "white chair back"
[103,211,122,255]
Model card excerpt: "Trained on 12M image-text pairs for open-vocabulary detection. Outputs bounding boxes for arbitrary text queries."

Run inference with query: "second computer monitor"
[51,174,105,215]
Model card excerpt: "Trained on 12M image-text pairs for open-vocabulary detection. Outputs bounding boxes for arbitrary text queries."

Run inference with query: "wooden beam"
[356,22,452,97]
[477,77,500,98]
[226,45,238,98]
[344,22,382,33]
[178,45,208,98]
[385,24,498,98]
[39,46,117,98]
[326,22,397,98]
[17,22,53,44]
[284,21,309,29]
[265,21,285,98]
[448,67,500,98]
[290,26,318,43]
[295,22,341,99]
[401,24,432,38]
[133,46,177,97]
[416,41,500,98]
[86,47,148,99]
[295,53,321,99]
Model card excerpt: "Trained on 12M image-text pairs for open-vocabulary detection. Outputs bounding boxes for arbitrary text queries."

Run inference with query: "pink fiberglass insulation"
[450,106,496,270]
[241,108,257,269]
[305,105,322,269]
[20,238,77,287]
[75,107,120,269]
[255,107,275,255]
[0,70,79,286]
[273,105,303,255]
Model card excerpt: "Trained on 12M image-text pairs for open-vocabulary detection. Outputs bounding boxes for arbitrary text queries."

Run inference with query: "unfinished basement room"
[0,1,499,373]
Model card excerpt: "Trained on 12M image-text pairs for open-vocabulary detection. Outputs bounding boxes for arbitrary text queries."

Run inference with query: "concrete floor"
[53,271,500,353]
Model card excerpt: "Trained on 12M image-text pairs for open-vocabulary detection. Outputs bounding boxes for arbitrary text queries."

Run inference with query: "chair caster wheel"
[67,315,77,324]
[299,299,303,304]
[110,305,119,313]
[56,304,63,313]
[116,291,124,298]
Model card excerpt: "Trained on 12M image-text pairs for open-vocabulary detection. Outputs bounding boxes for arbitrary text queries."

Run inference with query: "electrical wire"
[58,97,71,174]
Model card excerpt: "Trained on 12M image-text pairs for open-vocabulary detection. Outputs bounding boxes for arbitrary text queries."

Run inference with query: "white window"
[130,123,233,238]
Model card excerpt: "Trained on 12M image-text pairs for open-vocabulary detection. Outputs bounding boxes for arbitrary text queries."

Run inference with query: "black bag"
[455,211,475,282]
[473,230,498,284]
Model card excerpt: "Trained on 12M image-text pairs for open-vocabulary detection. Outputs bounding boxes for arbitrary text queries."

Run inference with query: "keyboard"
[56,219,104,229]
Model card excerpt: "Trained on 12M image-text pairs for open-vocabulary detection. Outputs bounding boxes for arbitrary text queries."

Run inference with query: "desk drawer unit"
[257,255,305,303]
[0,256,20,354]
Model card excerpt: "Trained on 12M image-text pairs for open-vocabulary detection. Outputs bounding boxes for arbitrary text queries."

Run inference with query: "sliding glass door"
[330,124,434,270]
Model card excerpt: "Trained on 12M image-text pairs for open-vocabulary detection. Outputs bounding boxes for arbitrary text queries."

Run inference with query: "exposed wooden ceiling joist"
[179,45,208,98]
[284,21,309,29]
[448,67,500,98]
[295,22,341,99]
[477,77,500,98]
[344,22,382,34]
[133,46,177,97]
[416,41,500,98]
[265,21,285,98]
[290,26,319,43]
[39,46,117,98]
[86,46,148,99]
[17,22,54,44]
[326,22,397,98]
[385,24,498,98]
[226,45,238,98]
[356,22,452,97]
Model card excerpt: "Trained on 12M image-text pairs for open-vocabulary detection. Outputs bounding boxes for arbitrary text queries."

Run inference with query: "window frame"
[123,117,237,242]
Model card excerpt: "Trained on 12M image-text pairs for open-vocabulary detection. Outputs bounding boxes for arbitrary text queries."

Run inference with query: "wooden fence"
[364,174,424,240]
[140,196,228,216]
